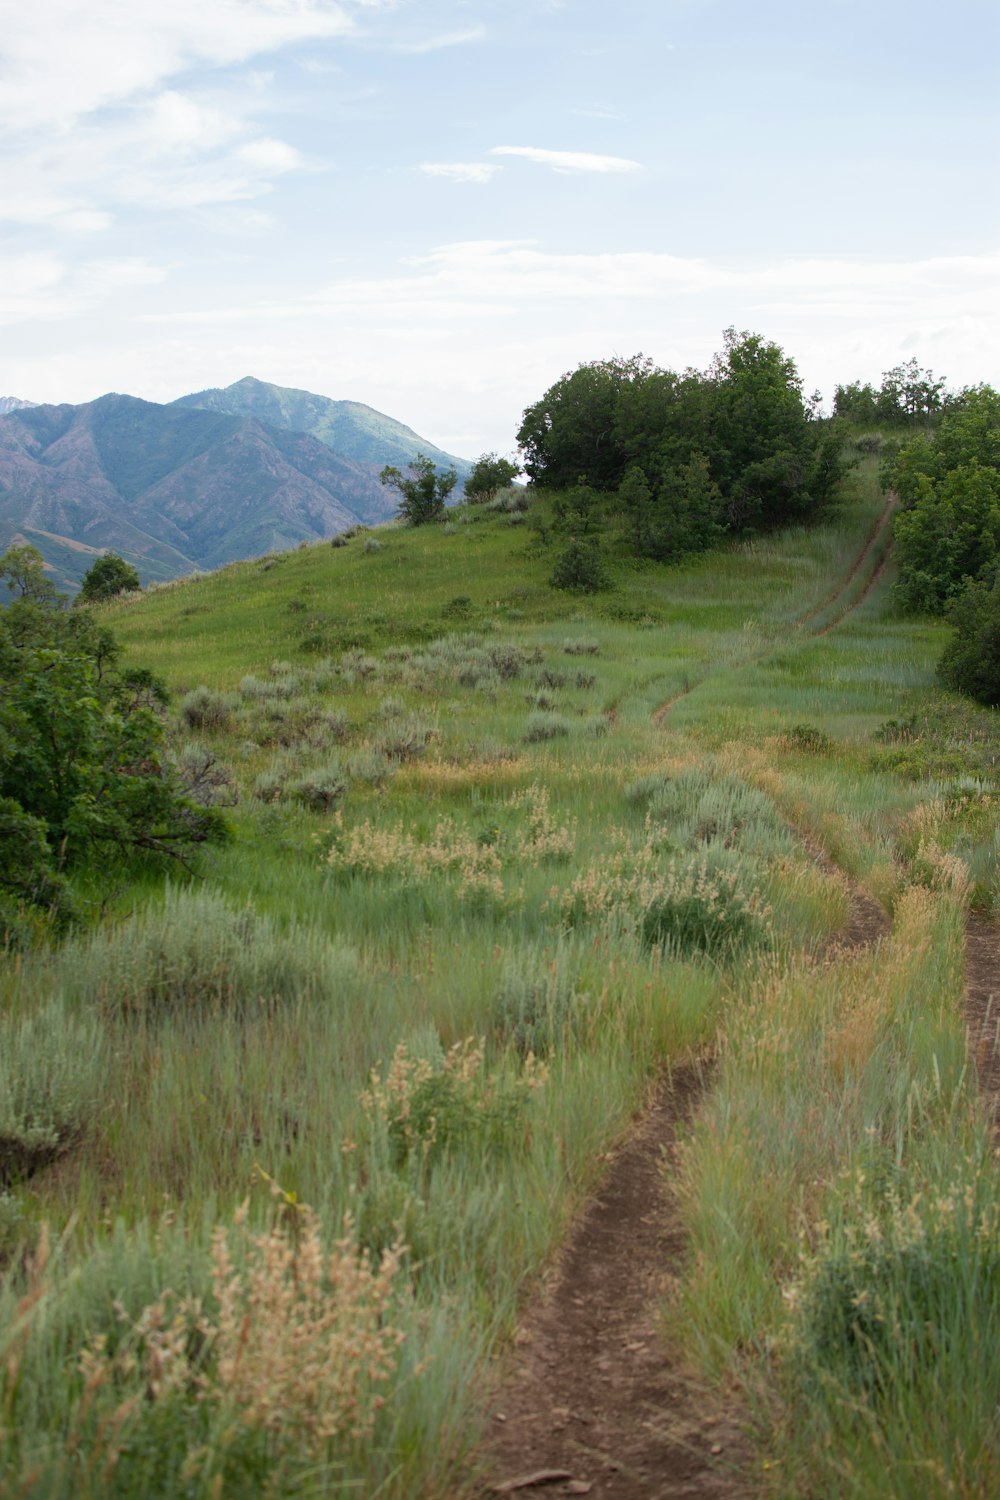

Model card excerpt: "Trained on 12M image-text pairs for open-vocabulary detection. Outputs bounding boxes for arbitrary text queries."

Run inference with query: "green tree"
[938,567,1000,705]
[876,359,946,425]
[833,381,880,425]
[894,463,1000,613]
[889,386,1000,612]
[78,553,141,603]
[0,591,228,931]
[379,453,458,525]
[706,327,838,532]
[549,539,608,593]
[517,355,657,491]
[464,452,520,504]
[0,544,59,605]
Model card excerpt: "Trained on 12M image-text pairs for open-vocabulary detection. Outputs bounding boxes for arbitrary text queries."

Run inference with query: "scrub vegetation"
[1,359,999,1497]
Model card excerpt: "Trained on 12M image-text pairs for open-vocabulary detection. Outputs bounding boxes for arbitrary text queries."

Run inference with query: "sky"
[1,0,998,457]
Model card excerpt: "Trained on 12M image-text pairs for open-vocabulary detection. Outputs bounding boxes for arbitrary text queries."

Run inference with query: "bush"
[0,998,105,1184]
[48,886,359,1017]
[789,1176,1000,1407]
[360,1038,542,1173]
[179,686,235,731]
[638,850,772,956]
[286,762,348,813]
[550,540,608,593]
[524,711,572,743]
[492,953,581,1057]
[376,715,436,762]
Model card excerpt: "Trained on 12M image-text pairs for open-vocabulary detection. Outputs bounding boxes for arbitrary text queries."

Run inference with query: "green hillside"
[3,465,1000,1499]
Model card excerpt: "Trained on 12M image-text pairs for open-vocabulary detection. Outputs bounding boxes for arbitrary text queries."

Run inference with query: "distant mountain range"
[0,378,471,592]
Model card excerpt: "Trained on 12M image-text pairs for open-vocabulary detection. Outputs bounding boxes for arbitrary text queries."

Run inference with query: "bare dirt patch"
[480,1061,751,1499]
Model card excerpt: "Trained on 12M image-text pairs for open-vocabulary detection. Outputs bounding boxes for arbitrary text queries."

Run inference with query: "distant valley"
[0,377,470,592]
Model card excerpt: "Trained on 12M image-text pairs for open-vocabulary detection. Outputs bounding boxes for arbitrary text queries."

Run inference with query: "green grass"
[3,466,1000,1497]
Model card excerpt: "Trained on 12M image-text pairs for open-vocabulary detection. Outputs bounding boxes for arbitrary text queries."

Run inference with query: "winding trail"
[794,491,897,630]
[650,492,898,725]
[476,492,1000,1499]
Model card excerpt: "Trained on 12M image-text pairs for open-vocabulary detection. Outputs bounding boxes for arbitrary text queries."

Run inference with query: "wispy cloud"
[0,3,369,233]
[394,27,487,54]
[0,1,363,132]
[419,162,500,185]
[0,249,166,327]
[490,146,642,174]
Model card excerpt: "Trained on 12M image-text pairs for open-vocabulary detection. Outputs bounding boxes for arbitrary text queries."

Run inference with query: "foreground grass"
[2,472,998,1496]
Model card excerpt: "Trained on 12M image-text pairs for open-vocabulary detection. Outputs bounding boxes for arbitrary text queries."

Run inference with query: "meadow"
[1,459,998,1498]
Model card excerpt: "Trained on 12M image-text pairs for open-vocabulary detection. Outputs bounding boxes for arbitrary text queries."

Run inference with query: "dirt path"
[480,1061,750,1500]
[964,914,1000,1126]
[650,495,898,726]
[795,492,897,630]
[479,867,888,1500]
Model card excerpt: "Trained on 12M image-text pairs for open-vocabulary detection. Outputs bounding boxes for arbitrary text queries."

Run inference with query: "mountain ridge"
[0,381,472,592]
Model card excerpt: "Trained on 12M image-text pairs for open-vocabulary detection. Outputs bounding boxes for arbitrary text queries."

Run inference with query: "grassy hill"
[3,466,999,1499]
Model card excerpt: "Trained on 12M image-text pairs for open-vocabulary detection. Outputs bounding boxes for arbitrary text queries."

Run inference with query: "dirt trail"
[480,873,888,1500]
[650,494,898,726]
[964,915,1000,1126]
[480,1062,749,1500]
[794,492,897,630]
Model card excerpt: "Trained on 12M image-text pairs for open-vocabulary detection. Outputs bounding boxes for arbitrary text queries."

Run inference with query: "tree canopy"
[78,553,141,602]
[517,331,843,565]
[889,386,1000,613]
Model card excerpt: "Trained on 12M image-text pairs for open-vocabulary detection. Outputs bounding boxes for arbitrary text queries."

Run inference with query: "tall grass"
[3,466,997,1495]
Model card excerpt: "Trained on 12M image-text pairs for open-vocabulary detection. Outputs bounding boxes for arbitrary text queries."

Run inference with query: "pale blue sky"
[2,0,997,455]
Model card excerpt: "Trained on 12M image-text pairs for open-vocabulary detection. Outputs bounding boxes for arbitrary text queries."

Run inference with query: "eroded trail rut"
[480,879,889,1500]
[481,1063,747,1500]
[965,915,1000,1126]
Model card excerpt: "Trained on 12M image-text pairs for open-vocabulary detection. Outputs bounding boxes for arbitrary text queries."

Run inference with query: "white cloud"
[0,85,309,227]
[124,242,1000,444]
[419,162,500,184]
[0,1,365,131]
[490,146,642,174]
[5,240,999,459]
[0,3,370,234]
[394,27,487,54]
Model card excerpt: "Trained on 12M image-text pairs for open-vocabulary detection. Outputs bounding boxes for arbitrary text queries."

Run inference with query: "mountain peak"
[172,377,471,475]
